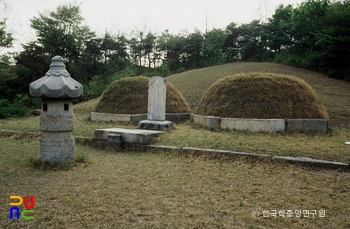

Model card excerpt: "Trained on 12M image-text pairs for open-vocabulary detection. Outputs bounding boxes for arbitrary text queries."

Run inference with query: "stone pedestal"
[139,120,173,130]
[40,132,75,162]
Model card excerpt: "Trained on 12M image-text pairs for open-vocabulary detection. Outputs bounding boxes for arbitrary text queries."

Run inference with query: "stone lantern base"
[40,132,75,163]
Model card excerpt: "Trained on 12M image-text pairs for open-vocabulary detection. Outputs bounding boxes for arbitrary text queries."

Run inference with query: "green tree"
[185,30,204,68]
[129,31,145,67]
[30,3,96,80]
[291,0,330,53]
[265,4,293,54]
[203,28,227,65]
[238,20,266,61]
[0,20,12,49]
[224,22,240,61]
[0,55,16,93]
[158,30,186,72]
[0,0,16,100]
[312,0,350,79]
[0,0,13,50]
[78,36,104,83]
[99,32,129,78]
[143,32,157,70]
[14,42,49,83]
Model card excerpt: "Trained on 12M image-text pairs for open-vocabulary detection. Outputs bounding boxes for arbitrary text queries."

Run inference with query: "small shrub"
[0,98,29,119]
[108,65,138,82]
[82,76,108,101]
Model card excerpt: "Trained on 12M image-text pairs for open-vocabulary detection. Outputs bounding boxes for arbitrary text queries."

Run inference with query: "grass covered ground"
[0,137,350,228]
[1,62,350,228]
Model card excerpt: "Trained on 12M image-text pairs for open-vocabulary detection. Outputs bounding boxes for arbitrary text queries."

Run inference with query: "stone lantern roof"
[30,56,83,98]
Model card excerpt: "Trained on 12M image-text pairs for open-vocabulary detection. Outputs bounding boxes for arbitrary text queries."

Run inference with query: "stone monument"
[139,76,173,130]
[29,56,83,163]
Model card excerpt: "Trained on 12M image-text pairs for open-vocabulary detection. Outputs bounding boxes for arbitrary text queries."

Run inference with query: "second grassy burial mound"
[195,73,328,119]
[95,76,191,114]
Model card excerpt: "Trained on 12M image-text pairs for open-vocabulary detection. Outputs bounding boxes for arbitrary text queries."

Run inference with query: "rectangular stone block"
[90,112,131,122]
[148,76,166,121]
[192,114,205,126]
[192,114,220,129]
[286,119,328,133]
[40,132,75,163]
[40,99,73,132]
[94,128,163,144]
[165,113,178,122]
[207,116,220,129]
[177,113,191,122]
[220,118,285,132]
[132,114,148,124]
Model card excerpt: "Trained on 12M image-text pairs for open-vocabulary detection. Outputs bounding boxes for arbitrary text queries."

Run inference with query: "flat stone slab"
[272,156,349,169]
[90,112,132,122]
[220,118,285,133]
[139,120,173,130]
[286,119,328,133]
[192,114,220,129]
[90,112,191,123]
[94,128,163,145]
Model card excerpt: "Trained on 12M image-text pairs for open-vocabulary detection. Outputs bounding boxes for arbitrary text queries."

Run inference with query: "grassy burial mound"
[94,76,191,114]
[195,73,328,119]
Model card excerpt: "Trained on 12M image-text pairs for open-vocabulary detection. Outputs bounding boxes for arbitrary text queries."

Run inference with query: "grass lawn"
[1,62,350,228]
[1,137,350,228]
[155,122,350,163]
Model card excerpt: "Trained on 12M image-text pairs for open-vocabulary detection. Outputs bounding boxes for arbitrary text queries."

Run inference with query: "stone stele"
[29,56,83,163]
[147,76,166,121]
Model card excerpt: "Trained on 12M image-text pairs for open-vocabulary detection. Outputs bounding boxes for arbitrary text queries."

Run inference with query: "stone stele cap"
[30,55,83,98]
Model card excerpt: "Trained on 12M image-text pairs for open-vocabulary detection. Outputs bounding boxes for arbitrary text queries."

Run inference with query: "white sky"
[4,0,304,52]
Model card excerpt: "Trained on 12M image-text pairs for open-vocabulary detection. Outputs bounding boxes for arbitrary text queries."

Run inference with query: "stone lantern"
[29,56,83,163]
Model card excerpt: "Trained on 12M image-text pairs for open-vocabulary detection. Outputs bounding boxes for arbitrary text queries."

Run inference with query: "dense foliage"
[0,0,349,118]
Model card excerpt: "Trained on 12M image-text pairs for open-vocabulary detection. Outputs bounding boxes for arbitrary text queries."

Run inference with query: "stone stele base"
[138,120,173,130]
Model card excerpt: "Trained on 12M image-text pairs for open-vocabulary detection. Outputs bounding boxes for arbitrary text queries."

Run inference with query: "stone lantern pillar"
[29,56,83,163]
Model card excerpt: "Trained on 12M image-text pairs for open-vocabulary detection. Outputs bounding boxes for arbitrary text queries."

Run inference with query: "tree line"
[0,0,349,117]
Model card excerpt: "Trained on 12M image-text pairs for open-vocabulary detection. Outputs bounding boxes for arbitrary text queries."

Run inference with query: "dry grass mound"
[195,73,328,119]
[94,76,191,114]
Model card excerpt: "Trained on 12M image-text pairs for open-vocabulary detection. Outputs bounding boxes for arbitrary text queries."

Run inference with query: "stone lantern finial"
[30,55,83,99]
